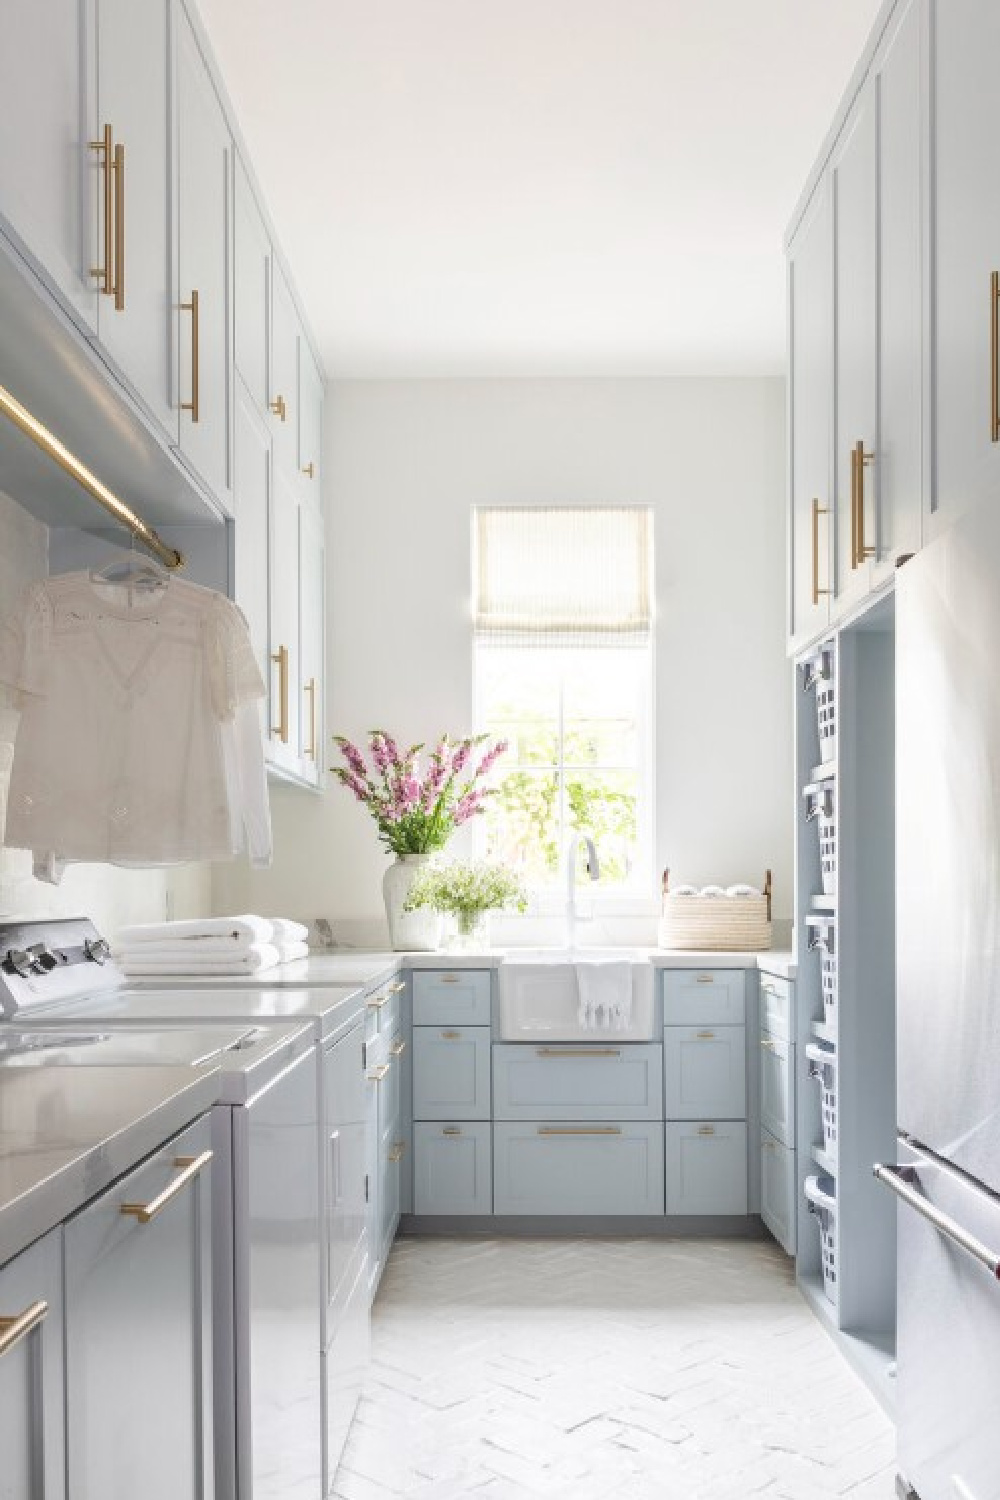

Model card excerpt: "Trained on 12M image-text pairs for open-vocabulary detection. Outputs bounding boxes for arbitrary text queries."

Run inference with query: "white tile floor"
[334,1236,897,1500]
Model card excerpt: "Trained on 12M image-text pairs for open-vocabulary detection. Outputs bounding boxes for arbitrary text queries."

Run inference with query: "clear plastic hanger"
[90,532,170,606]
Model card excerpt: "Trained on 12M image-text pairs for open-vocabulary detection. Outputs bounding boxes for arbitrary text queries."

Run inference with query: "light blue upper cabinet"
[93,0,175,438]
[930,0,1000,533]
[234,155,271,416]
[0,0,97,332]
[175,5,233,511]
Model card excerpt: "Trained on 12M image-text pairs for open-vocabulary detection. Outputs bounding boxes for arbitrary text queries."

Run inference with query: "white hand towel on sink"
[575,961,633,1031]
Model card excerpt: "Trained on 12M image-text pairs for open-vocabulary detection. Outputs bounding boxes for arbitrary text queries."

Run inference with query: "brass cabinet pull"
[302,462,315,480]
[270,644,289,743]
[439,974,460,984]
[696,975,714,984]
[537,1126,622,1137]
[270,394,287,421]
[89,123,114,294]
[441,1030,462,1040]
[303,678,317,759]
[855,439,875,562]
[442,1126,462,1136]
[366,995,389,1010]
[0,1300,48,1358]
[850,444,859,569]
[535,1047,621,1058]
[387,981,406,996]
[388,1141,406,1163]
[811,498,830,606]
[697,1125,716,1136]
[391,1038,407,1057]
[367,1063,390,1083]
[120,1151,212,1225]
[180,289,200,422]
[695,1030,716,1040]
[113,142,125,311]
[992,272,1000,444]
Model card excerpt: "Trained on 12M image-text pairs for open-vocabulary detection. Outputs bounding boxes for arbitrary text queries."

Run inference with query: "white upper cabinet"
[930,0,1000,533]
[234,155,271,415]
[0,0,97,331]
[175,5,233,510]
[93,0,175,437]
[299,499,325,785]
[233,381,271,684]
[299,340,324,500]
[269,467,303,772]
[789,181,834,646]
[270,260,300,475]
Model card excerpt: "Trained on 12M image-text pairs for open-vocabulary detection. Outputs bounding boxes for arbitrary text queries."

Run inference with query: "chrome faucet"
[564,833,600,950]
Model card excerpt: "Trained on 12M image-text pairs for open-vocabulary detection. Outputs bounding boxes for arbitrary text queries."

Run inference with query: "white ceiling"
[197,0,883,378]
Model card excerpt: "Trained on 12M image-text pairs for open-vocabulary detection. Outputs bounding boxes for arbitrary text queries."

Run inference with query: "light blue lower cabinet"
[492,1043,663,1121]
[412,969,492,1026]
[323,1243,371,1492]
[414,1122,493,1214]
[664,1025,747,1120]
[760,1128,796,1254]
[0,1226,65,1500]
[493,1122,665,1215]
[412,1026,492,1120]
[664,1121,748,1215]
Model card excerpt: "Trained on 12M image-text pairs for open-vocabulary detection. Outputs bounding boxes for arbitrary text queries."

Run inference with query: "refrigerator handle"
[873,1163,1000,1280]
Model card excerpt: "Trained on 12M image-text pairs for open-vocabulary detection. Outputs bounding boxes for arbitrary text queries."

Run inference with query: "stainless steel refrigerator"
[881,497,1000,1500]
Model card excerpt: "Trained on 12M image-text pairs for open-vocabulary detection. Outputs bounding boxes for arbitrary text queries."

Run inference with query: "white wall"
[0,492,210,940]
[226,377,792,943]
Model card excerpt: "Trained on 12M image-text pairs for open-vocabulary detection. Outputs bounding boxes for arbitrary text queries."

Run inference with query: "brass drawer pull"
[270,644,289,744]
[812,497,831,606]
[696,975,714,984]
[367,1063,390,1083]
[537,1126,622,1137]
[113,141,126,311]
[697,1125,716,1136]
[441,1030,462,1040]
[854,439,875,563]
[302,461,315,480]
[270,393,287,421]
[303,678,317,760]
[120,1151,212,1225]
[387,981,406,996]
[442,1126,462,1136]
[695,1030,716,1040]
[388,1141,406,1163]
[180,289,200,423]
[536,1047,621,1058]
[391,1039,407,1057]
[0,1300,48,1358]
[89,123,114,294]
[439,974,460,984]
[366,994,390,1010]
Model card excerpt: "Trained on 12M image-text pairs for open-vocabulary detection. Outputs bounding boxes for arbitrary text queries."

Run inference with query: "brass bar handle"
[811,498,830,606]
[388,1141,406,1163]
[856,440,876,561]
[697,1125,716,1136]
[113,142,125,311]
[180,289,200,423]
[696,975,714,984]
[367,1064,390,1083]
[302,462,315,480]
[535,1047,621,1058]
[270,394,287,421]
[120,1151,212,1225]
[442,1126,462,1136]
[303,678,317,760]
[270,644,289,743]
[850,443,859,570]
[391,1039,407,1057]
[537,1126,622,1137]
[89,123,114,294]
[695,1030,716,1040]
[441,1030,463,1040]
[366,993,390,1010]
[992,272,1000,444]
[439,974,460,984]
[0,1300,48,1358]
[387,981,406,996]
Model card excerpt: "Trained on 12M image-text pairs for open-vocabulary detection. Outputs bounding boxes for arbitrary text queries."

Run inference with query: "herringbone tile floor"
[334,1236,896,1500]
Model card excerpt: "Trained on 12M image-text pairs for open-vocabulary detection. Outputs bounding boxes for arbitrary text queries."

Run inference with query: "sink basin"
[499,955,655,1041]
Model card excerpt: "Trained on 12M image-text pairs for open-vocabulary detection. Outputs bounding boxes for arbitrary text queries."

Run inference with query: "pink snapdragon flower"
[475,738,509,778]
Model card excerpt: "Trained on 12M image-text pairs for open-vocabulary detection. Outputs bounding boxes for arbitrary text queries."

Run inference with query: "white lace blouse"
[0,572,272,883]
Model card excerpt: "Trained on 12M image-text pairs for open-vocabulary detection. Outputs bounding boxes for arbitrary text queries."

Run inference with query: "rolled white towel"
[117,914,274,948]
[121,942,281,976]
[671,884,700,897]
[699,885,726,898]
[725,883,762,898]
[270,917,309,944]
[275,940,309,965]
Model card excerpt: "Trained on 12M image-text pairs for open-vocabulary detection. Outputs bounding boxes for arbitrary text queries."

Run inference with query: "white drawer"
[662,969,746,1026]
[493,1122,664,1215]
[412,970,492,1026]
[492,1043,663,1121]
[665,1121,748,1215]
[758,973,793,1040]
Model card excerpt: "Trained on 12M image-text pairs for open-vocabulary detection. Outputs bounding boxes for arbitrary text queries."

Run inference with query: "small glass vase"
[446,910,490,952]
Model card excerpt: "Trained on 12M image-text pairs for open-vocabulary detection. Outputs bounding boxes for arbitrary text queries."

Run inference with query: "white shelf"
[811,1142,837,1176]
[809,760,837,782]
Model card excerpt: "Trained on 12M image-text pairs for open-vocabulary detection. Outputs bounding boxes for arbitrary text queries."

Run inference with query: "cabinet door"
[176,6,232,508]
[233,156,271,415]
[832,88,878,611]
[324,1024,367,1325]
[493,1122,664,1216]
[760,1033,795,1147]
[268,468,302,769]
[233,383,271,686]
[761,1129,796,1254]
[298,499,325,787]
[873,0,923,578]
[298,339,323,496]
[414,1123,493,1215]
[665,1122,748,1216]
[932,0,1000,531]
[789,181,834,645]
[0,0,96,330]
[664,1026,747,1120]
[0,1228,65,1500]
[322,1249,370,1493]
[96,0,174,435]
[412,1027,492,1121]
[270,261,299,476]
[64,1116,213,1500]
[364,1052,382,1299]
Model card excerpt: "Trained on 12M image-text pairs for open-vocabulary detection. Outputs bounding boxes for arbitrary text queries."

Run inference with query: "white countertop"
[279,946,797,984]
[0,1064,220,1268]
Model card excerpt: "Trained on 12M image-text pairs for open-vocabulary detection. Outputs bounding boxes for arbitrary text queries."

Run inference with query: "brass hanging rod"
[0,383,185,571]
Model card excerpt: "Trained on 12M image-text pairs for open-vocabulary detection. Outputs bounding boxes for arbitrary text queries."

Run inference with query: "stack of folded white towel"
[115,915,310,977]
[670,884,763,898]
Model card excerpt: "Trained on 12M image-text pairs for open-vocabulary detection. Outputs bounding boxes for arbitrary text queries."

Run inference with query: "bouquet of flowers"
[330,729,509,857]
[403,859,528,935]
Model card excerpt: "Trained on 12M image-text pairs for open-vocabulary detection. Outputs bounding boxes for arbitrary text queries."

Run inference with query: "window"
[473,507,653,894]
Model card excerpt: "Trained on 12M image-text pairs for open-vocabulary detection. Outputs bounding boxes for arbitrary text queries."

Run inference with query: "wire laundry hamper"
[802,780,836,896]
[805,912,837,1028]
[801,643,837,764]
[804,1173,838,1302]
[805,1041,838,1152]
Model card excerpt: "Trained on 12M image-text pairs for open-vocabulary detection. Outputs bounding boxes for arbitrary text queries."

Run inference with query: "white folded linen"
[270,918,309,944]
[117,934,266,960]
[575,960,633,1031]
[275,940,309,965]
[120,942,281,976]
[117,914,275,947]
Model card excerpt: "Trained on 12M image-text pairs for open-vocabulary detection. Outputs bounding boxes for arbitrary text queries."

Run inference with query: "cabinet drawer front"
[325,1026,368,1319]
[493,1123,665,1215]
[366,977,405,1037]
[760,1033,795,1147]
[412,970,492,1026]
[662,969,746,1026]
[412,1027,491,1120]
[664,1026,747,1119]
[414,1123,493,1215]
[760,1129,796,1255]
[0,1226,65,1500]
[492,1043,663,1121]
[665,1122,748,1215]
[758,974,793,1039]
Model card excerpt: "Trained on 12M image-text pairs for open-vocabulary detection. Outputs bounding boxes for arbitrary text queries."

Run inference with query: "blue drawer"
[493,1122,665,1215]
[665,1121,748,1215]
[492,1043,663,1121]
[412,970,492,1027]
[414,1122,492,1215]
[412,1026,491,1120]
[664,1025,747,1120]
[662,969,746,1026]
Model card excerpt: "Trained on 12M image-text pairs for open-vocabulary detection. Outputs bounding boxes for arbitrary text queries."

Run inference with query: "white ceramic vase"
[382,855,443,952]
